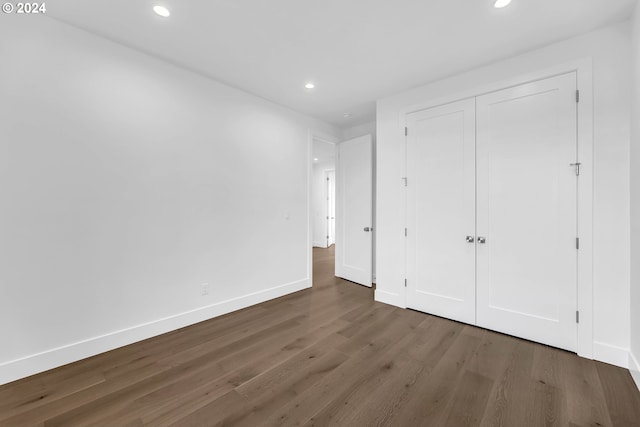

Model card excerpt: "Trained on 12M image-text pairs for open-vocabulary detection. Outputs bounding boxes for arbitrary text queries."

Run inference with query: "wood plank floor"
[1,246,639,426]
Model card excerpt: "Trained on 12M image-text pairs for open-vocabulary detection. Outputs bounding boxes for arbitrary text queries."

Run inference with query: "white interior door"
[476,72,578,352]
[326,170,336,246]
[406,98,476,324]
[335,135,372,287]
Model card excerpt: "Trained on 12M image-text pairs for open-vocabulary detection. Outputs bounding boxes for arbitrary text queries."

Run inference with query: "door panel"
[406,98,476,324]
[476,73,578,351]
[335,135,372,287]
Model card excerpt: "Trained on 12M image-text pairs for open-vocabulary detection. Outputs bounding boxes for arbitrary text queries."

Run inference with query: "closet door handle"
[465,236,475,243]
[478,236,486,244]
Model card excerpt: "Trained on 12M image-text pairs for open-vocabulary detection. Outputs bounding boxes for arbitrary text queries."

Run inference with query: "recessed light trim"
[153,5,170,17]
[305,83,315,89]
[313,158,319,162]
[494,0,511,8]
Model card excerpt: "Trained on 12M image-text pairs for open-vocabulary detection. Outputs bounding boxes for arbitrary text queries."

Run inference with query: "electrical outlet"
[201,283,209,296]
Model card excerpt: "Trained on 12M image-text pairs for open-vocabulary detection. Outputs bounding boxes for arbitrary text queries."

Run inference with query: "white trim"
[592,341,629,368]
[312,132,339,146]
[629,351,640,392]
[375,290,406,308]
[397,59,593,118]
[0,278,309,386]
[307,130,314,286]
[575,59,595,360]
[397,58,594,359]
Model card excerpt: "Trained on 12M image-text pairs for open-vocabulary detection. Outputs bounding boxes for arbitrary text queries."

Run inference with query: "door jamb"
[323,169,336,247]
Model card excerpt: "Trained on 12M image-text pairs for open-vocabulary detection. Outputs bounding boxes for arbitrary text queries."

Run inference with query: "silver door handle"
[570,162,582,176]
[364,227,372,232]
[466,236,474,243]
[477,236,486,244]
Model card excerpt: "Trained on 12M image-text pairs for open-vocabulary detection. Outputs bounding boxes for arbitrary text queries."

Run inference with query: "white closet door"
[406,98,476,325]
[476,73,578,352]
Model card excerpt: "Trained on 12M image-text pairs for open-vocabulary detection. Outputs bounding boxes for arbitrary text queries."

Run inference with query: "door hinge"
[404,228,408,237]
[405,127,408,136]
[576,237,580,250]
[570,162,581,176]
[326,177,330,181]
[404,278,407,287]
[576,310,580,323]
[402,177,408,187]
[576,90,580,103]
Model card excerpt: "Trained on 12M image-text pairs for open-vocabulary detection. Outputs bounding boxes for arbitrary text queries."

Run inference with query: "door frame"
[323,169,336,247]
[308,131,339,286]
[400,58,594,359]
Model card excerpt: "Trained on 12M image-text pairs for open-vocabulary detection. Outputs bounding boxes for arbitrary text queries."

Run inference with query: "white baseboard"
[312,241,328,248]
[593,341,629,368]
[374,289,405,308]
[0,278,310,386]
[629,351,640,392]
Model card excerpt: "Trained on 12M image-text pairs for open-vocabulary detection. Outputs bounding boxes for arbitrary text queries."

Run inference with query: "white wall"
[630,1,640,388]
[0,17,339,385]
[377,22,631,367]
[312,161,335,247]
[342,121,376,143]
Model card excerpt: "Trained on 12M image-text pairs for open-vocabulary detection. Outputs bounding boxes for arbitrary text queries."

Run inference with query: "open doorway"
[309,132,374,290]
[311,138,336,249]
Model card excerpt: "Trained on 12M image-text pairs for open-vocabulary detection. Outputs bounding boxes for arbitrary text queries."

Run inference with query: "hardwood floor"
[1,246,639,426]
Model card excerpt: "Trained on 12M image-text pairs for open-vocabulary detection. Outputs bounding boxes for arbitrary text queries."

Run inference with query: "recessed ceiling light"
[153,5,170,17]
[494,0,512,8]
[313,158,319,162]
[305,83,315,89]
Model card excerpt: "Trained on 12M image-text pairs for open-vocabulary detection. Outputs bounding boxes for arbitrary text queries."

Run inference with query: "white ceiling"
[48,0,636,128]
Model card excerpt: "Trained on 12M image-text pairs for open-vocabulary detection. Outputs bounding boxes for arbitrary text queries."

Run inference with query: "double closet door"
[406,73,578,352]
